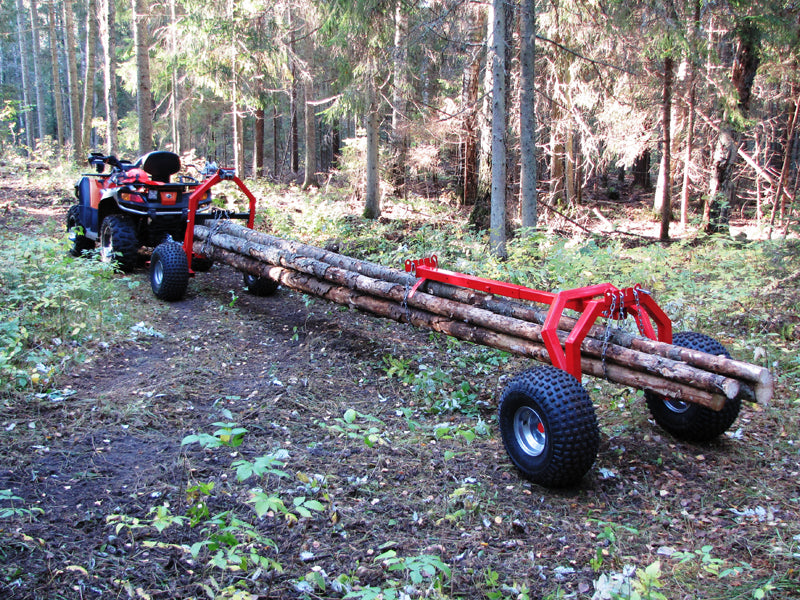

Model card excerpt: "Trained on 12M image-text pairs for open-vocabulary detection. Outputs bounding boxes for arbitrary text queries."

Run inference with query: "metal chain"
[201,209,226,257]
[601,293,617,380]
[401,280,413,325]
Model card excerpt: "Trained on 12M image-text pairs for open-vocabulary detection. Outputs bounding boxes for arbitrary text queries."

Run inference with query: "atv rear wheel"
[498,366,599,487]
[99,215,139,272]
[243,272,278,296]
[645,331,741,441]
[150,241,189,301]
[66,205,94,257]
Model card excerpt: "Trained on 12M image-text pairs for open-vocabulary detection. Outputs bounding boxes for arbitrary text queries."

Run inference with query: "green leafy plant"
[182,421,249,449]
[232,449,290,482]
[0,489,43,521]
[0,236,138,392]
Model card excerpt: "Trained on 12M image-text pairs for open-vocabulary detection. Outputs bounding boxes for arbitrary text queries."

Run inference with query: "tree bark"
[254,108,265,178]
[680,0,701,230]
[519,0,538,229]
[389,1,408,197]
[231,70,244,176]
[29,0,47,142]
[489,0,507,257]
[81,0,98,153]
[470,4,492,229]
[132,0,153,154]
[47,0,65,147]
[703,24,760,234]
[363,74,381,219]
[63,0,82,162]
[656,55,673,241]
[632,150,650,189]
[302,79,318,188]
[15,0,34,151]
[767,89,799,236]
[100,0,118,154]
[168,0,180,154]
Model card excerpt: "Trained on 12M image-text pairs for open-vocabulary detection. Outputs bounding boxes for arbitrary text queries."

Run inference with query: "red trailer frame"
[405,255,672,381]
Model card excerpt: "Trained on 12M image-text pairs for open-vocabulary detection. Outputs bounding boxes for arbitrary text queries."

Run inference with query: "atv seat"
[138,151,181,183]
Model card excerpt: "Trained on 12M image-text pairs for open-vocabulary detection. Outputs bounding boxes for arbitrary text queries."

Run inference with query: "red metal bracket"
[183,172,257,272]
[404,255,672,380]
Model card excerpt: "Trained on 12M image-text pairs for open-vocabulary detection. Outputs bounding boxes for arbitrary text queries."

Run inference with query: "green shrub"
[0,235,138,392]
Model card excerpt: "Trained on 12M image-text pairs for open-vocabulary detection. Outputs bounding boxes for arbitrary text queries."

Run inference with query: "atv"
[67,150,277,301]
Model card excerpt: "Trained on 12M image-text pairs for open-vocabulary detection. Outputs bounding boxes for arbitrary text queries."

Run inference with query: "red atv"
[67,151,276,301]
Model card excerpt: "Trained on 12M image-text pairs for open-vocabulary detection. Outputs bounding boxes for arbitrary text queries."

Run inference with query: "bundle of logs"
[193,221,773,409]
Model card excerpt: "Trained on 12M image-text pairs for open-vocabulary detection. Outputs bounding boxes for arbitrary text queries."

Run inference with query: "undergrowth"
[0,236,141,392]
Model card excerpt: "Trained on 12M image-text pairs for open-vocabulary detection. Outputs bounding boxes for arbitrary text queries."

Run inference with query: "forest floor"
[0,172,799,600]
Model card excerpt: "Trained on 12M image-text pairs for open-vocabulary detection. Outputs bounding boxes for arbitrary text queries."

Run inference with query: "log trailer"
[67,153,774,487]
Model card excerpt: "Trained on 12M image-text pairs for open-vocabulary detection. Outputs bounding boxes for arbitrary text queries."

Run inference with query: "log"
[195,238,740,411]
[199,220,772,404]
[194,228,745,402]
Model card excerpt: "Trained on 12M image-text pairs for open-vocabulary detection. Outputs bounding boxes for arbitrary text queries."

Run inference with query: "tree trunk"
[632,150,651,189]
[47,0,65,147]
[703,24,760,234]
[273,105,280,177]
[289,14,299,175]
[767,89,799,236]
[680,0,701,230]
[470,5,492,229]
[302,79,318,188]
[655,55,673,241]
[489,0,507,256]
[519,0,538,229]
[29,0,47,142]
[132,0,153,154]
[64,0,82,162]
[254,108,265,178]
[100,0,118,154]
[389,1,408,197]
[81,0,98,153]
[15,0,34,151]
[363,75,381,219]
[168,0,179,154]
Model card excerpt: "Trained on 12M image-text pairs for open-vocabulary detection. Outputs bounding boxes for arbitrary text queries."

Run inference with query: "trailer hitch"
[405,255,672,381]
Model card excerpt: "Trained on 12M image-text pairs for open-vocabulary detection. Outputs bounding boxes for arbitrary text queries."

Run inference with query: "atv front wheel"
[99,215,139,271]
[243,272,278,296]
[150,241,189,301]
[498,366,599,487]
[66,205,94,257]
[645,331,741,441]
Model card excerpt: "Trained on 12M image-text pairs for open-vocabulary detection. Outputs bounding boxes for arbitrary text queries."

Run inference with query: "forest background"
[2,0,799,248]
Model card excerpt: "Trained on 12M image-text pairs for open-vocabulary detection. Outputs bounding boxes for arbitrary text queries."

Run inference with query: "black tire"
[150,241,189,301]
[66,205,95,256]
[498,366,599,487]
[99,215,139,272]
[645,331,741,441]
[243,272,278,296]
[191,255,214,272]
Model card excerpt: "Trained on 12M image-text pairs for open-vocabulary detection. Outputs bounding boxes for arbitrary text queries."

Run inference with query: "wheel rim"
[513,405,547,457]
[152,259,164,287]
[663,398,690,414]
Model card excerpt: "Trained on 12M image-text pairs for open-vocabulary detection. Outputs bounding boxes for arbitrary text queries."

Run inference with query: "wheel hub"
[513,405,547,457]
[152,260,164,287]
[663,398,690,414]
